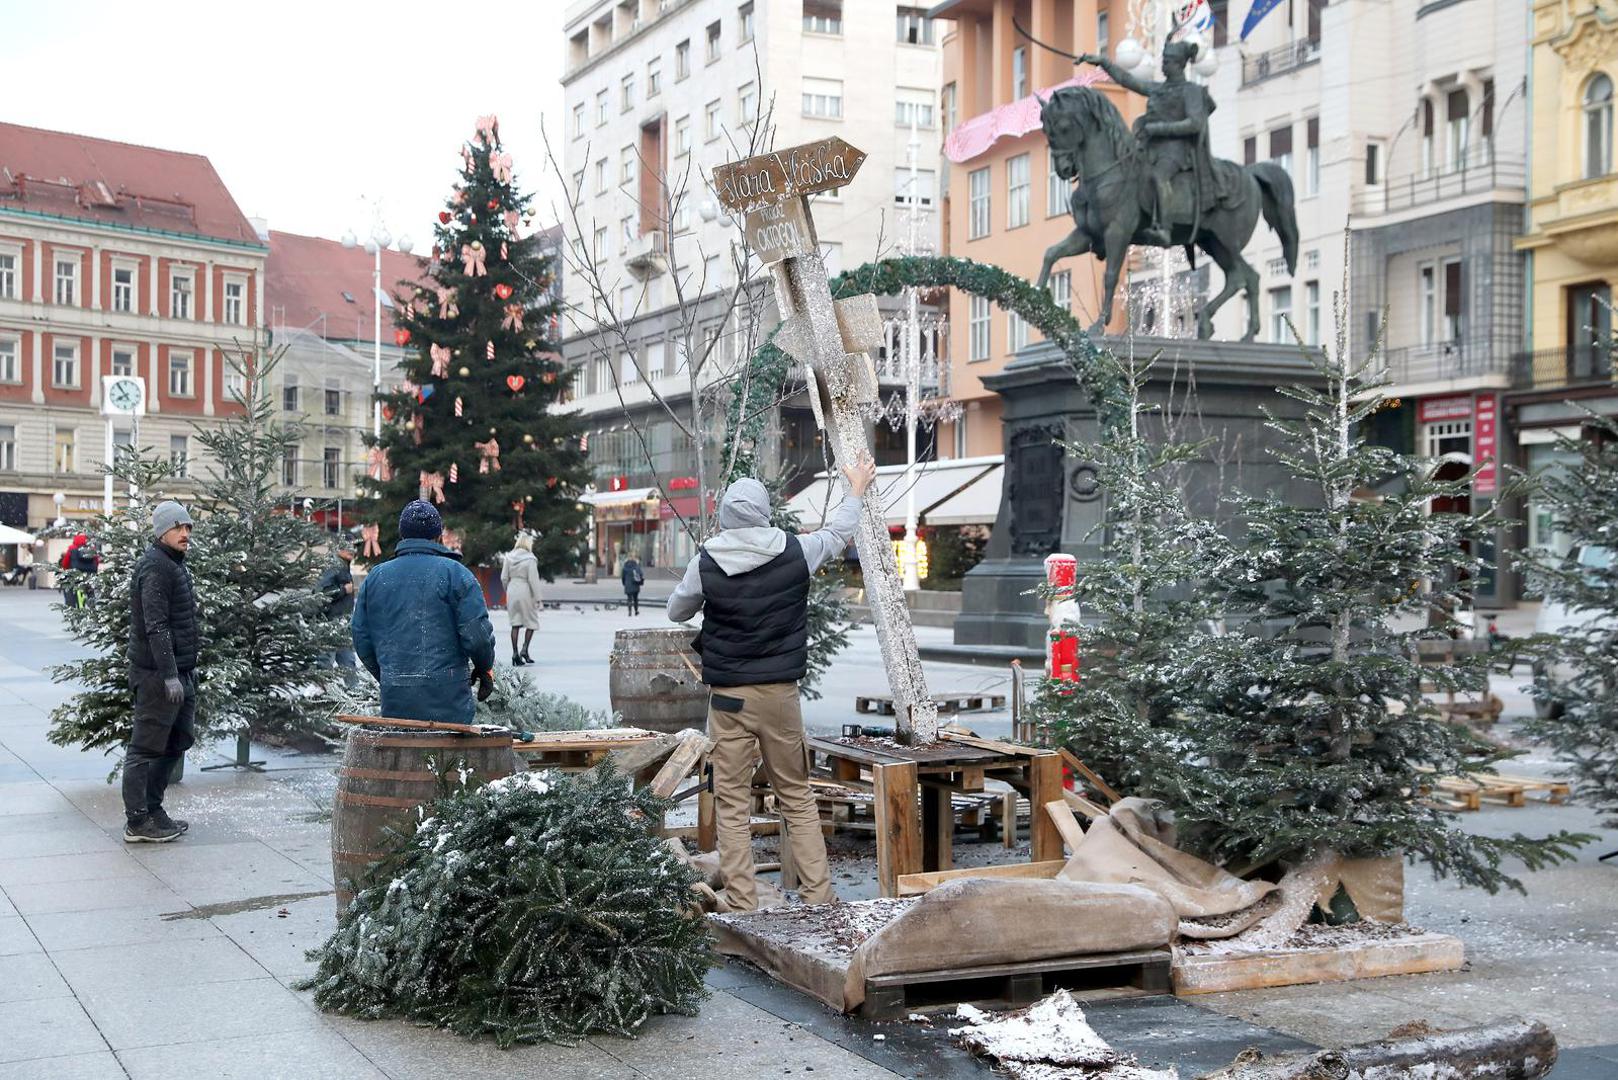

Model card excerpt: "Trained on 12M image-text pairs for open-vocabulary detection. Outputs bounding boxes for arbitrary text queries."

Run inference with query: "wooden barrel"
[608,626,708,735]
[331,726,519,913]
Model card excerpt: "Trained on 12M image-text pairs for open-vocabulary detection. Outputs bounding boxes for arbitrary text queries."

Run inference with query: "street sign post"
[712,138,938,744]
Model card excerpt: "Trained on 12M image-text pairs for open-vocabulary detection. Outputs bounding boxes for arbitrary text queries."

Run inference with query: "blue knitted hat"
[398,499,443,540]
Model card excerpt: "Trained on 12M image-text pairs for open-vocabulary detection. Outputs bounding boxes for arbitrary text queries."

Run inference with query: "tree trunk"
[1195,1019,1557,1080]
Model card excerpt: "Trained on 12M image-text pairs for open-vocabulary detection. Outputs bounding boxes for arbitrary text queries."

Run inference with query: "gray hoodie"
[666,477,861,623]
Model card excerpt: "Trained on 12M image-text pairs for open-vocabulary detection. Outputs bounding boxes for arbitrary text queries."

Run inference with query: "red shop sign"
[1418,395,1473,424]
[1473,393,1498,495]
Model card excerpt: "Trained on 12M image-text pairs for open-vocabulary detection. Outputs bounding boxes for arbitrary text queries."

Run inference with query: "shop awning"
[924,463,1003,526]
[580,487,659,506]
[0,524,36,546]
[786,456,1002,529]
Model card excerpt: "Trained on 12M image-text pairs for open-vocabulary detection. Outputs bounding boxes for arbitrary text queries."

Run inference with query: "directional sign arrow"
[711,137,867,214]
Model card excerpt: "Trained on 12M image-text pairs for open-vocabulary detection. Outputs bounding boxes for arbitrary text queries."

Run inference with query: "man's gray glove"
[163,676,185,704]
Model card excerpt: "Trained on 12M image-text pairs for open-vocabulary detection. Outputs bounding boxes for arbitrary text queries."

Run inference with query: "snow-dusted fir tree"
[1175,248,1587,894]
[49,453,249,759]
[186,345,349,739]
[1031,348,1231,795]
[1520,408,1618,826]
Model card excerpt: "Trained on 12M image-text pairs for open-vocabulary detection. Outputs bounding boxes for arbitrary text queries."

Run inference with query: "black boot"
[512,651,526,666]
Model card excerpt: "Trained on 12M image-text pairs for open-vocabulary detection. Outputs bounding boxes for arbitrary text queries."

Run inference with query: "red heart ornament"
[506,375,525,393]
[486,199,499,211]
[493,283,513,301]
[541,371,556,384]
[381,405,394,421]
[394,329,411,346]
[437,211,452,224]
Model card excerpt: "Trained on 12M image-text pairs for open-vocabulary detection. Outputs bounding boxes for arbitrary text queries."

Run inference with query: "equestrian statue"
[1034,38,1298,341]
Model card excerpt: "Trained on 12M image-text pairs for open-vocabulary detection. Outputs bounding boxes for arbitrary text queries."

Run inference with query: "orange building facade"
[933,0,1135,460]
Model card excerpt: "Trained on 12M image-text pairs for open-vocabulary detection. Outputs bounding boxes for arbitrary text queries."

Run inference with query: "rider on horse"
[1079,39,1230,246]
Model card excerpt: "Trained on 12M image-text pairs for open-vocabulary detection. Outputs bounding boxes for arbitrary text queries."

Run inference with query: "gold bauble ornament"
[458,366,470,377]
[522,433,534,444]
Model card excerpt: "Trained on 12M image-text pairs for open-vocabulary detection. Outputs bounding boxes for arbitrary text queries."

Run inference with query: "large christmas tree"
[1520,411,1618,826]
[360,116,586,572]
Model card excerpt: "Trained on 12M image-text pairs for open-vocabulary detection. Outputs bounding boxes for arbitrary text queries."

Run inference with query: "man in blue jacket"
[352,500,496,723]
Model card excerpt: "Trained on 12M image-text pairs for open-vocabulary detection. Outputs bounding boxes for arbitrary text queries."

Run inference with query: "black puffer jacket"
[129,542,199,675]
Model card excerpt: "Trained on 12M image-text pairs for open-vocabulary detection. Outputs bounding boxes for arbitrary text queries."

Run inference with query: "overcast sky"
[1,0,569,246]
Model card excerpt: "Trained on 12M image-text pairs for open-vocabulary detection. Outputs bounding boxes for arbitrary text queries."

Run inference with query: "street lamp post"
[340,223,413,442]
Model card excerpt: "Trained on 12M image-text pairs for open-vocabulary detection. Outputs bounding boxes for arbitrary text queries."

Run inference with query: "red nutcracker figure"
[1044,553,1080,692]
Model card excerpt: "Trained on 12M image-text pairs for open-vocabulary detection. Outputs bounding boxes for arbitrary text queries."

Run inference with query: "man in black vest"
[668,458,875,911]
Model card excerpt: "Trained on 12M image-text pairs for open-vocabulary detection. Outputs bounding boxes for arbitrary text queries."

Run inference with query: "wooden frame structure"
[807,734,1065,897]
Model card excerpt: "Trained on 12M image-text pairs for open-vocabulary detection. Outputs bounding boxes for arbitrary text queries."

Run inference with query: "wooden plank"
[1062,788,1107,820]
[1026,753,1066,864]
[921,784,954,873]
[1043,800,1088,855]
[647,729,714,799]
[873,761,922,898]
[940,730,1044,758]
[895,860,1066,896]
[1058,748,1123,805]
[1001,791,1018,850]
[959,766,985,792]
[1172,932,1465,995]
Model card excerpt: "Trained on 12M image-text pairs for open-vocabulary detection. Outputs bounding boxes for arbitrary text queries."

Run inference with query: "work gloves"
[163,676,185,704]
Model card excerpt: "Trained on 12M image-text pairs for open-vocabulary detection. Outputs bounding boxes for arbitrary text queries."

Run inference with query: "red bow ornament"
[501,303,524,331]
[433,285,459,319]
[461,241,487,277]
[504,209,519,232]
[366,446,392,482]
[430,344,452,378]
[492,151,513,184]
[441,527,462,552]
[419,471,446,504]
[475,438,502,473]
[361,524,381,558]
[475,114,500,144]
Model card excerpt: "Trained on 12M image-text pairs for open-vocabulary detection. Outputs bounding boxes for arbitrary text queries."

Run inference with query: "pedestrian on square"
[352,500,496,723]
[667,457,875,912]
[316,542,358,684]
[621,551,644,616]
[501,532,543,666]
[123,501,199,843]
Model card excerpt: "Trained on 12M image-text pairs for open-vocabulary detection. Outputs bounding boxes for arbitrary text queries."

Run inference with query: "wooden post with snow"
[712,138,938,744]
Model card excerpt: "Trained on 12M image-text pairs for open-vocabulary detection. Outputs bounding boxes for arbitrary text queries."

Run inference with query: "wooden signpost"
[714,137,939,744]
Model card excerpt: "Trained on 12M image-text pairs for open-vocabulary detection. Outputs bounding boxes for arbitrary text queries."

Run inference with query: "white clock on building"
[101,375,147,418]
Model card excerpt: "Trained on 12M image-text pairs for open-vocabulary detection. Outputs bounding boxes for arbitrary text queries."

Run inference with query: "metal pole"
[103,418,114,516]
[372,245,382,441]
[901,112,922,591]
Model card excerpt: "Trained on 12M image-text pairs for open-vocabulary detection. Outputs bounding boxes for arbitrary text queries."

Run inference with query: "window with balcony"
[223,279,245,325]
[897,8,935,44]
[283,377,299,412]
[0,251,16,300]
[1442,258,1464,342]
[55,256,79,306]
[0,425,14,471]
[739,2,753,42]
[1419,264,1437,345]
[1445,88,1469,173]
[170,435,189,478]
[112,265,136,312]
[591,352,611,394]
[1006,153,1031,228]
[803,0,840,35]
[620,350,639,384]
[1268,285,1292,344]
[325,387,342,416]
[1420,99,1435,178]
[1585,73,1613,179]
[705,20,721,62]
[1012,46,1028,100]
[0,336,17,383]
[968,167,991,239]
[170,269,194,319]
[1365,140,1383,186]
[281,445,299,486]
[676,39,691,80]
[111,347,134,377]
[55,429,75,473]
[52,341,78,388]
[323,447,341,489]
[169,352,193,397]
[647,56,662,97]
[802,78,842,119]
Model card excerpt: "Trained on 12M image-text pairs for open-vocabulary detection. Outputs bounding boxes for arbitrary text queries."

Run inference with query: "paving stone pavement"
[3,588,1615,1078]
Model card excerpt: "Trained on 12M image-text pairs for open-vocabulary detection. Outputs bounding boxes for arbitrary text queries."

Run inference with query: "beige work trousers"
[708,681,834,911]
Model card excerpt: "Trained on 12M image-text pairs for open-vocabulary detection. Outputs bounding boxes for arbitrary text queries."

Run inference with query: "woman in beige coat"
[500,533,543,666]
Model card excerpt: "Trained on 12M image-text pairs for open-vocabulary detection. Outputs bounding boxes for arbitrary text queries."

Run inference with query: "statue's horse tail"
[1249,161,1298,277]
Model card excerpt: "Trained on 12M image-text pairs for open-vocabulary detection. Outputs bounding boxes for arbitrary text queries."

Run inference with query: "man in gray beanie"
[124,500,200,842]
[667,457,875,912]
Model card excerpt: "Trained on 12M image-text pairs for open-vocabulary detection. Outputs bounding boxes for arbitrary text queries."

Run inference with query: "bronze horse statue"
[1035,85,1297,341]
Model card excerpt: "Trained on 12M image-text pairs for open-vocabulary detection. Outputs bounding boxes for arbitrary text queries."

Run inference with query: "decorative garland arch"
[722,256,1130,482]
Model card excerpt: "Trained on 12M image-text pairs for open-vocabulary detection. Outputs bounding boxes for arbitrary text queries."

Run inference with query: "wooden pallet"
[1419,770,1570,811]
[855,691,1008,716]
[863,949,1172,1018]
[1172,932,1464,995]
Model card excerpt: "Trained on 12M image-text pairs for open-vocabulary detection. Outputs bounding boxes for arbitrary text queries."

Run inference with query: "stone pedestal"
[953,336,1323,654]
